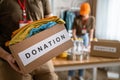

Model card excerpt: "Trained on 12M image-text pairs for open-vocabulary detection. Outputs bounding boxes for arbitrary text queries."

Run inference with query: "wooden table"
[53,56,120,80]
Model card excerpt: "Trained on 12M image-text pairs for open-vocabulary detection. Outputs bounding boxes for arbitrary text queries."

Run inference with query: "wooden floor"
[56,68,120,80]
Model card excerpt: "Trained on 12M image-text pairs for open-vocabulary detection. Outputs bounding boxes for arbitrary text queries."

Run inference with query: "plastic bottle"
[74,38,84,61]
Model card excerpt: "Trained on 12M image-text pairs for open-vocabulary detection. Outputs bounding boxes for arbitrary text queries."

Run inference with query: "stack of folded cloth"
[5,16,65,46]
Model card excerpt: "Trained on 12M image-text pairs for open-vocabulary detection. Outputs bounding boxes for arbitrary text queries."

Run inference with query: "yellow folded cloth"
[7,16,65,46]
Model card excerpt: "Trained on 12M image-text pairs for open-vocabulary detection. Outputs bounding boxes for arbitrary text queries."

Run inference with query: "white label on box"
[18,29,70,66]
[93,46,117,53]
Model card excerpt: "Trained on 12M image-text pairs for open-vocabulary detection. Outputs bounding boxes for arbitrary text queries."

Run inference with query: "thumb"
[11,58,15,63]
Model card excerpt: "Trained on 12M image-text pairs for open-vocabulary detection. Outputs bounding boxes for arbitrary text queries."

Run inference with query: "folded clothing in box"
[8,16,73,74]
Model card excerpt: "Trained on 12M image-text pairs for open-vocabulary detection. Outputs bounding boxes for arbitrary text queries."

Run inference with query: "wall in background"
[50,0,87,16]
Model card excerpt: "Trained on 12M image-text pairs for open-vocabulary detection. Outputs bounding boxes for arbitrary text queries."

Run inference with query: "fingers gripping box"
[9,24,73,74]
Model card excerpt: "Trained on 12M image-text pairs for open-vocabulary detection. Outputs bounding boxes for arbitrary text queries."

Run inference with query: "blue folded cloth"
[28,21,57,37]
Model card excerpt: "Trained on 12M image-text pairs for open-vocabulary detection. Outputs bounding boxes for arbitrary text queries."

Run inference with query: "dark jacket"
[0,0,51,52]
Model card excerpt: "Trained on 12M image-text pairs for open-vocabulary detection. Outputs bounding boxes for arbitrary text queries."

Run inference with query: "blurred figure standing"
[68,2,95,80]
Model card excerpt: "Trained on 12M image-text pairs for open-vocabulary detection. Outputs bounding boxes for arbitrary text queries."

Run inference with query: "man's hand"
[0,47,24,74]
[5,54,23,74]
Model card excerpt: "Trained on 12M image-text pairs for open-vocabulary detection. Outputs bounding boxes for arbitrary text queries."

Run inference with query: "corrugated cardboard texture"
[90,40,120,58]
[9,24,73,74]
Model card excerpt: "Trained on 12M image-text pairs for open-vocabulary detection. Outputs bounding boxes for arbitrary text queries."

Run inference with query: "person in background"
[0,0,58,80]
[68,2,95,80]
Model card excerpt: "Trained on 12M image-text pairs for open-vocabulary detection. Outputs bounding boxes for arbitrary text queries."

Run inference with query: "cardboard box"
[90,39,120,58]
[9,24,73,74]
